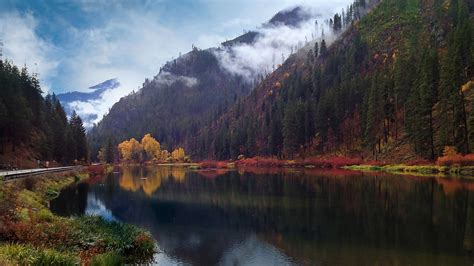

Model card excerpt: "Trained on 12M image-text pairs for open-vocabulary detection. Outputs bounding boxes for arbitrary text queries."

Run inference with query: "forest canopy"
[0,60,87,166]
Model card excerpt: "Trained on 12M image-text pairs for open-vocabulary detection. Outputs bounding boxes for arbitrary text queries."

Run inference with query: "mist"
[213,3,356,83]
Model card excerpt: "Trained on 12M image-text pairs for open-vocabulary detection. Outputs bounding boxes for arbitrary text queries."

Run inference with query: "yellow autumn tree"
[97,148,106,163]
[171,147,186,162]
[141,134,161,159]
[118,138,143,162]
[118,140,133,161]
[160,150,170,161]
[129,138,143,161]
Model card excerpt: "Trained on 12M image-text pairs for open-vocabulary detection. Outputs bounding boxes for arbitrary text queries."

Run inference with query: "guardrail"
[0,166,82,181]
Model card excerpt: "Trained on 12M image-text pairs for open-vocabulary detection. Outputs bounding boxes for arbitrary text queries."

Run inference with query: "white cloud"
[213,2,353,82]
[0,0,356,127]
[153,71,198,88]
[0,12,58,94]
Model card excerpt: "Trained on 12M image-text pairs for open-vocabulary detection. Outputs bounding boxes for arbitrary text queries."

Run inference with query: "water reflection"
[85,195,116,221]
[51,166,474,265]
[119,166,186,196]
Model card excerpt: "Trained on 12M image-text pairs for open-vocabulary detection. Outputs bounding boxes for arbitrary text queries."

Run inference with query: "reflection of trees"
[119,166,186,196]
[90,168,474,264]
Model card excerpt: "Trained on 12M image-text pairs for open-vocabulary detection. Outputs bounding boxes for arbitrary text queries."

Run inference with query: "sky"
[0,0,352,125]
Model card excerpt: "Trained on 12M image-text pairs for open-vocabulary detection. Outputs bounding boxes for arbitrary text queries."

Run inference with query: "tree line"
[0,60,87,165]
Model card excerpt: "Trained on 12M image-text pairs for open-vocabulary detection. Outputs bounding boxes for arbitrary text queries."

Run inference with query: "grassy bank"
[190,157,474,178]
[343,164,474,178]
[0,171,155,265]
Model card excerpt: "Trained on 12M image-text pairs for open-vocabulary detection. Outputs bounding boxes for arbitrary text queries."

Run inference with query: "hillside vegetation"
[0,61,87,167]
[88,47,252,160]
[192,0,473,162]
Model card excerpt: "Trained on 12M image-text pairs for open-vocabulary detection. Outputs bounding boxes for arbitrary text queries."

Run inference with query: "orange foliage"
[234,156,364,169]
[442,146,458,156]
[235,157,285,167]
[437,154,474,167]
[88,164,105,176]
[200,160,230,169]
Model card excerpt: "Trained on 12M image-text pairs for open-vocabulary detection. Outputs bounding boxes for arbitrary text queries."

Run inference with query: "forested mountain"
[88,47,252,160]
[93,0,473,162]
[193,0,474,161]
[0,60,87,167]
[88,5,327,160]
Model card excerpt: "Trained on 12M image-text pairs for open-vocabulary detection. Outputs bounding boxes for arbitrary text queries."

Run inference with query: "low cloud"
[213,4,351,82]
[153,71,199,88]
[0,0,355,127]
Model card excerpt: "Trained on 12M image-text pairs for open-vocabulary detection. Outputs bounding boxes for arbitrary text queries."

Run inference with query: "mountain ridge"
[88,4,328,158]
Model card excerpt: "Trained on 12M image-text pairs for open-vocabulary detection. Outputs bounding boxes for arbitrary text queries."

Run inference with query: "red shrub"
[235,157,284,167]
[200,161,218,169]
[6,218,73,248]
[199,161,230,169]
[437,154,474,167]
[88,164,105,175]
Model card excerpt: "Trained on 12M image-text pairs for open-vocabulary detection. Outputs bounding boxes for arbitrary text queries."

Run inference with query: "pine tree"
[365,74,383,158]
[320,39,327,57]
[314,42,319,59]
[416,49,439,159]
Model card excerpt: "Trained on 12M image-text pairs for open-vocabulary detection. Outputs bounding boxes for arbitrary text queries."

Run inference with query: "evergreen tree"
[320,39,327,57]
[416,49,439,159]
[105,138,115,163]
[0,60,87,165]
[365,74,383,157]
[314,42,319,59]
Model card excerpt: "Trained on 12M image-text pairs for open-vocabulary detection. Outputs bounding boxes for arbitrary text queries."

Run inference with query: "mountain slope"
[89,5,327,159]
[191,0,474,161]
[90,48,251,154]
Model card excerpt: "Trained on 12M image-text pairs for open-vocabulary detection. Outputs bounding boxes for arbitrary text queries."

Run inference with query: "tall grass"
[0,244,78,265]
[90,252,124,266]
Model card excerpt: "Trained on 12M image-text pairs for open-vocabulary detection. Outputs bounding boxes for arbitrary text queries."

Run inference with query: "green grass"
[0,244,78,266]
[0,173,156,264]
[344,164,474,178]
[71,216,155,263]
[90,252,124,266]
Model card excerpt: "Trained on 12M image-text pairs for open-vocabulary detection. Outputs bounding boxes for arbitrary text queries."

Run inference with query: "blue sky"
[0,0,350,124]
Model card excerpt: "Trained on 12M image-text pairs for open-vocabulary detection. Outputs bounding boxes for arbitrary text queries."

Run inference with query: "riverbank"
[343,164,474,178]
[115,154,474,178]
[194,156,474,178]
[0,171,155,265]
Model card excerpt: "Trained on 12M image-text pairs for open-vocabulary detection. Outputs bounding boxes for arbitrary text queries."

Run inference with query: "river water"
[50,166,474,265]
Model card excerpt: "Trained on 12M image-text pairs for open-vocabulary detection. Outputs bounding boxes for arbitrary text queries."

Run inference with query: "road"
[0,166,80,181]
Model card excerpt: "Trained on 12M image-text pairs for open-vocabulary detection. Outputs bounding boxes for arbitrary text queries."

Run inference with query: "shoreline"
[0,169,155,264]
[116,158,474,178]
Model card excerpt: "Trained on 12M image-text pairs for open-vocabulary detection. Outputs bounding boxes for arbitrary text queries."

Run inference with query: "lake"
[50,166,474,265]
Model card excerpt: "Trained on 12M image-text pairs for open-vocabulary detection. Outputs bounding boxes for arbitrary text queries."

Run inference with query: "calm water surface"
[50,166,474,265]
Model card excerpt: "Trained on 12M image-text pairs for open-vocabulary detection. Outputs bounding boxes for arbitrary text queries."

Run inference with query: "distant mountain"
[267,6,313,27]
[57,78,120,126]
[57,79,120,104]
